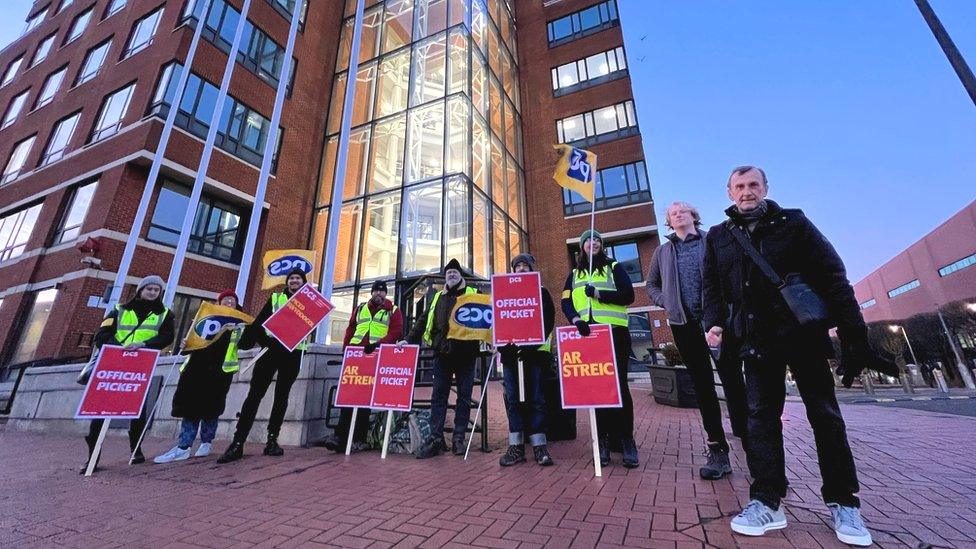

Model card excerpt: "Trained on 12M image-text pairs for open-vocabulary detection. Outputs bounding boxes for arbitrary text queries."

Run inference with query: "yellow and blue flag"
[261,249,315,289]
[553,144,597,203]
[448,293,494,343]
[183,302,254,352]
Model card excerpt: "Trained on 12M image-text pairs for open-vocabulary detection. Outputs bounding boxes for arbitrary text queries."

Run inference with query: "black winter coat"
[406,284,481,356]
[171,330,236,420]
[702,200,866,360]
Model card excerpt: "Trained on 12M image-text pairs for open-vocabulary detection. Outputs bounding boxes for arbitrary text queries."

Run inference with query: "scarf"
[733,200,768,232]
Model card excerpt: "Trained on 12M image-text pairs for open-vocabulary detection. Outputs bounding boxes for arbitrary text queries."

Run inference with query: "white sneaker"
[828,504,873,546]
[730,500,787,536]
[153,445,191,464]
[194,443,212,457]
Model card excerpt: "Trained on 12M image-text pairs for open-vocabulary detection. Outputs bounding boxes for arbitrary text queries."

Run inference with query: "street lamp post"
[889,324,917,394]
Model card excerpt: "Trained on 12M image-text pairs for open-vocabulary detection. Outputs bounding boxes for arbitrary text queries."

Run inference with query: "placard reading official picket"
[262,283,334,351]
[556,324,622,409]
[76,346,160,419]
[335,347,379,408]
[491,272,545,346]
[370,344,420,411]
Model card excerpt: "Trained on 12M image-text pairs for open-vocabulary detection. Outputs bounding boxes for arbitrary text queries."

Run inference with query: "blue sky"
[1,0,973,280]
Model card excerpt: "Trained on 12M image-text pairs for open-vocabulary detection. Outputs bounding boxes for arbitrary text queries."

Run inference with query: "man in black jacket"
[703,166,894,546]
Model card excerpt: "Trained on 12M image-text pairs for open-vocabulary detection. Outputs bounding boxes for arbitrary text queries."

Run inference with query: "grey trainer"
[730,500,787,536]
[828,504,872,546]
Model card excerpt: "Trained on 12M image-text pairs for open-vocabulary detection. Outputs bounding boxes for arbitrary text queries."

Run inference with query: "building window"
[556,100,638,148]
[0,203,43,261]
[35,66,67,110]
[2,135,36,184]
[547,0,619,48]
[147,182,246,263]
[552,47,627,95]
[939,253,976,277]
[57,0,74,14]
[31,33,57,68]
[1,55,24,88]
[64,6,93,45]
[2,90,30,129]
[123,7,163,58]
[8,288,58,365]
[104,0,126,19]
[859,299,876,310]
[54,181,96,243]
[23,9,47,36]
[170,293,204,352]
[562,160,651,216]
[40,111,81,166]
[75,38,111,86]
[887,279,920,299]
[90,83,134,142]
[605,241,643,283]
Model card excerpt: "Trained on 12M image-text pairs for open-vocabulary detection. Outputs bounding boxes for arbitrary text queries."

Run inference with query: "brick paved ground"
[2,384,975,548]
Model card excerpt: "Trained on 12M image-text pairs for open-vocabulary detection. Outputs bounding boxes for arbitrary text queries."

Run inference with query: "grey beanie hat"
[136,275,165,294]
[511,253,536,271]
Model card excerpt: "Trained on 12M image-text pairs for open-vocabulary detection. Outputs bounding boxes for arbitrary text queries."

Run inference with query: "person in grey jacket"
[647,201,748,480]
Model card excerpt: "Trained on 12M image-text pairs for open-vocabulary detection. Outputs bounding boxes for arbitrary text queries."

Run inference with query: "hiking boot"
[321,434,343,453]
[263,434,284,457]
[598,436,610,466]
[828,504,872,547]
[153,445,190,464]
[533,445,554,466]
[452,436,466,456]
[621,438,639,468]
[499,444,526,466]
[416,437,443,459]
[216,441,245,464]
[700,446,732,480]
[194,443,212,458]
[730,500,787,536]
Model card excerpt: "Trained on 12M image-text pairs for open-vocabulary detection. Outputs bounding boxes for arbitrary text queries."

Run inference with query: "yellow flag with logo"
[447,293,493,343]
[553,144,597,203]
[261,249,316,289]
[183,302,254,352]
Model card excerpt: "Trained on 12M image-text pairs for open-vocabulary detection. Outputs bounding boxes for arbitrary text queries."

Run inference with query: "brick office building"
[0,0,662,375]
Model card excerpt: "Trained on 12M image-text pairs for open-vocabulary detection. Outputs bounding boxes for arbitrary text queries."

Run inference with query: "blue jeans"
[429,353,476,441]
[501,351,547,446]
[178,418,218,448]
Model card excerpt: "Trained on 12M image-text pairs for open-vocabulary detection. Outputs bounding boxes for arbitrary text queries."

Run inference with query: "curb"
[848,395,976,404]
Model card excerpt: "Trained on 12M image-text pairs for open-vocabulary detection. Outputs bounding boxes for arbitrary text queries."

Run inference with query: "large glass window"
[2,136,35,184]
[415,0,447,40]
[2,55,24,88]
[445,177,469,268]
[23,9,47,37]
[104,0,126,19]
[563,160,651,216]
[9,288,58,364]
[0,203,42,261]
[382,0,413,53]
[400,182,442,275]
[547,0,619,47]
[556,100,638,147]
[40,112,81,166]
[374,50,410,119]
[368,114,406,192]
[35,66,67,110]
[552,47,627,94]
[54,181,97,243]
[333,202,363,283]
[75,39,112,86]
[939,253,976,277]
[2,90,30,129]
[605,241,642,283]
[411,34,446,106]
[147,182,246,262]
[64,7,93,45]
[31,33,56,68]
[361,191,401,280]
[407,101,444,183]
[90,84,135,142]
[123,7,163,58]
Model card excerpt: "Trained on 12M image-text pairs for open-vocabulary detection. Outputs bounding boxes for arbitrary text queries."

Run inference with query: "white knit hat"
[136,275,165,294]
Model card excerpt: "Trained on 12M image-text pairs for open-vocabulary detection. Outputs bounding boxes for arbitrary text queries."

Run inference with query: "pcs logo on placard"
[267,255,313,277]
[194,316,243,340]
[453,303,493,329]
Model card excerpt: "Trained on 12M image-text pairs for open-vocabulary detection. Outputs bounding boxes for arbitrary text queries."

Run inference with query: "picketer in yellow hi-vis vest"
[218,268,309,464]
[561,229,638,469]
[83,275,175,473]
[156,289,246,464]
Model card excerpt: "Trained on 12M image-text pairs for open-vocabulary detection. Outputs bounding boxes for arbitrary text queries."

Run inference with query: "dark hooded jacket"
[240,268,307,355]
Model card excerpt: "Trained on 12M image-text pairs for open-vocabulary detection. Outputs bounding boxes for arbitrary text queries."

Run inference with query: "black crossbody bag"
[726,223,829,326]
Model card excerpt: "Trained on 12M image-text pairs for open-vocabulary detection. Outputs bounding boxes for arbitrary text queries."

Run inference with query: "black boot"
[320,434,342,453]
[451,435,466,456]
[621,437,639,469]
[416,436,444,459]
[216,440,245,464]
[264,433,284,456]
[499,444,526,466]
[533,445,554,466]
[130,448,146,464]
[700,445,732,480]
[598,436,610,466]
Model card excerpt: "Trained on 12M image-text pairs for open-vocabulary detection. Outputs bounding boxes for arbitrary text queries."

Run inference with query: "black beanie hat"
[443,258,463,275]
[285,267,308,284]
[370,280,388,293]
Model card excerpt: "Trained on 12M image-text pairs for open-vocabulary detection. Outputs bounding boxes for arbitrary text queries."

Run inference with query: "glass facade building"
[313,0,526,342]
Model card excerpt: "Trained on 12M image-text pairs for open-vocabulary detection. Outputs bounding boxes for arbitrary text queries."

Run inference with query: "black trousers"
[595,325,634,441]
[86,414,146,455]
[744,350,860,509]
[336,406,372,443]
[233,351,301,443]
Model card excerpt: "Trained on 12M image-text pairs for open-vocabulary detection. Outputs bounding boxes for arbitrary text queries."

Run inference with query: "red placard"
[262,283,334,351]
[370,344,419,411]
[491,272,546,346]
[335,346,379,408]
[75,346,160,419]
[555,324,622,409]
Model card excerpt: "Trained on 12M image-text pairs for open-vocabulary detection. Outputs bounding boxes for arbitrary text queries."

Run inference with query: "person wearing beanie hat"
[156,290,245,464]
[402,258,481,458]
[81,275,174,473]
[498,253,557,467]
[318,280,403,453]
[218,269,308,463]
[561,229,639,469]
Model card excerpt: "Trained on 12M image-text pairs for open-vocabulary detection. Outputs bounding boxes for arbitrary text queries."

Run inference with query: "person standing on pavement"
[498,253,555,467]
[154,290,244,464]
[647,201,749,480]
[83,275,175,472]
[217,268,309,463]
[321,280,403,453]
[561,230,638,468]
[703,166,897,546]
[402,258,480,459]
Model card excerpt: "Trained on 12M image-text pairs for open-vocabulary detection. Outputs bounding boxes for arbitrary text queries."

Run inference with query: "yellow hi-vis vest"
[268,291,307,350]
[571,261,629,327]
[423,286,477,346]
[350,302,397,345]
[115,305,169,345]
[179,326,242,374]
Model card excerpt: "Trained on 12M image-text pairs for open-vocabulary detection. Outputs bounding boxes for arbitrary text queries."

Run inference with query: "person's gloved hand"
[363,342,377,355]
[574,320,591,337]
[836,327,900,388]
[584,284,598,298]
